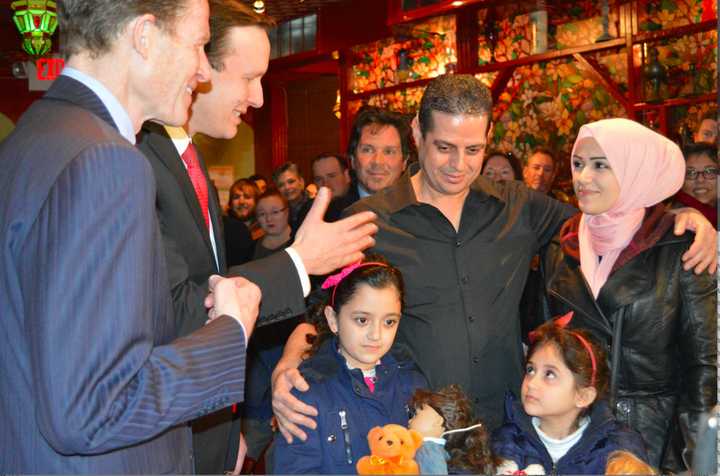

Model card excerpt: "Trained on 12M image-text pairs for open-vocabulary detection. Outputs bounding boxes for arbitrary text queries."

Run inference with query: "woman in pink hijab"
[539,119,716,473]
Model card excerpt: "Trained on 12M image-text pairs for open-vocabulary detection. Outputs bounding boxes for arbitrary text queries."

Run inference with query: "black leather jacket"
[540,209,717,473]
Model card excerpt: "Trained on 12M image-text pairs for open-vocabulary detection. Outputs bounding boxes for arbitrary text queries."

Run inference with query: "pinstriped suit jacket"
[0,75,247,473]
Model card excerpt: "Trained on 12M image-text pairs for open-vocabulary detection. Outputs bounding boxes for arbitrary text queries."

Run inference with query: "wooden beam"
[387,0,489,26]
[573,53,632,112]
[456,6,479,74]
[470,38,626,74]
[346,77,435,101]
[490,66,516,104]
[633,18,717,44]
[633,92,716,109]
[623,1,637,114]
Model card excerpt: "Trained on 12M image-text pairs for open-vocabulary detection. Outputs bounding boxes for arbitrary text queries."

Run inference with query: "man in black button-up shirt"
[271,75,716,440]
[356,76,574,429]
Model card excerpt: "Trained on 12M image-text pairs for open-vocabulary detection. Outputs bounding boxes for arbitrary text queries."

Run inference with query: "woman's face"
[682,153,718,205]
[482,155,516,183]
[230,185,256,219]
[572,137,621,215]
[255,195,289,236]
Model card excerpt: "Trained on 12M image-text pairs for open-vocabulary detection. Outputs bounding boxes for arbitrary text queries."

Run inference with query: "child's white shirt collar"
[344,361,379,377]
[532,416,590,463]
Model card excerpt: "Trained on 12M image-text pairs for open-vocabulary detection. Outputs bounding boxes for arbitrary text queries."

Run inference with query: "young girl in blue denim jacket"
[491,314,650,475]
[272,256,427,474]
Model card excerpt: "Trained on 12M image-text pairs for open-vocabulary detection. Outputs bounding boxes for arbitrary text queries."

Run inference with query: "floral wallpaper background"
[345,0,716,188]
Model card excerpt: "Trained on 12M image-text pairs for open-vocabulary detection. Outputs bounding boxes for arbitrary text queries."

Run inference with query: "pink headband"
[321,261,388,307]
[529,312,597,387]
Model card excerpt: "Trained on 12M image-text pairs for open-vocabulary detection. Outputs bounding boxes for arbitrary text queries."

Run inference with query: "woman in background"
[253,189,292,260]
[481,151,523,184]
[670,142,717,227]
[223,178,260,266]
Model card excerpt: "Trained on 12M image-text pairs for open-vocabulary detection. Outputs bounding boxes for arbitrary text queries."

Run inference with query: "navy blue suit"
[0,75,247,473]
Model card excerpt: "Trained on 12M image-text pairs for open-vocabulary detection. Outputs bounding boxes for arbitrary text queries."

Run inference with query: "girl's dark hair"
[305,254,404,356]
[409,385,498,474]
[527,321,609,416]
[682,142,718,165]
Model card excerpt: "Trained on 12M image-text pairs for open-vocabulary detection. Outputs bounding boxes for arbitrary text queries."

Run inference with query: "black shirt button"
[455,240,462,247]
[468,315,475,322]
[461,275,469,284]
[472,356,479,364]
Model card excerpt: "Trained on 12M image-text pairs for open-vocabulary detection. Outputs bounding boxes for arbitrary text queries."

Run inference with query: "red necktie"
[181,142,209,229]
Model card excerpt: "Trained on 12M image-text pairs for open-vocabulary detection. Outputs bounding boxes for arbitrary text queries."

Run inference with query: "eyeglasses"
[685,167,719,180]
[256,208,287,219]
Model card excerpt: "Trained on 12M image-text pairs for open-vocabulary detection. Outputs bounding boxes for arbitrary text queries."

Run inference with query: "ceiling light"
[253,0,265,14]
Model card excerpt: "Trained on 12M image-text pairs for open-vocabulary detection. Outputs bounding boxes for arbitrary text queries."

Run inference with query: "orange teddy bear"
[356,424,423,475]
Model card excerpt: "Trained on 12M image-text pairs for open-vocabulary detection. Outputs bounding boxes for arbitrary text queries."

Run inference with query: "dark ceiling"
[240,0,349,23]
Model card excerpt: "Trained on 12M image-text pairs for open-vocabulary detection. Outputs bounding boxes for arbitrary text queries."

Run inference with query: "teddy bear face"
[368,424,423,459]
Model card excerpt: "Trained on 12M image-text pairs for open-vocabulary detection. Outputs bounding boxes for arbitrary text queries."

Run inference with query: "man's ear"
[575,386,597,410]
[324,305,338,334]
[411,114,422,148]
[130,14,157,59]
[486,121,494,143]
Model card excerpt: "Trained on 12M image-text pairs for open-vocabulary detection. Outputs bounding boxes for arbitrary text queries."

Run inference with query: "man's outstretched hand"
[293,187,377,275]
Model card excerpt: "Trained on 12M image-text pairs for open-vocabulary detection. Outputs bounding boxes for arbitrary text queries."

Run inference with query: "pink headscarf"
[572,119,685,298]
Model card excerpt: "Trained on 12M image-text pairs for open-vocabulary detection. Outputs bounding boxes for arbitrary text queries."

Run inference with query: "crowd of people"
[0,0,716,475]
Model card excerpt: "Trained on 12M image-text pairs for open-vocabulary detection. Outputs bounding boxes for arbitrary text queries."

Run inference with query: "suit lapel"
[143,123,216,263]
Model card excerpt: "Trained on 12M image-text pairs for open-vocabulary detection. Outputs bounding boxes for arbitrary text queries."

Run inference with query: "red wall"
[0,7,47,124]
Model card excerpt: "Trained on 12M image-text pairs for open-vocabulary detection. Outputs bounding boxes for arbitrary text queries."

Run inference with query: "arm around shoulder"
[677,248,717,435]
[271,389,324,474]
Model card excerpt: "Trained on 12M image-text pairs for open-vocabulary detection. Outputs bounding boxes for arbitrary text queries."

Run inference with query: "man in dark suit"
[0,0,376,473]
[136,1,379,472]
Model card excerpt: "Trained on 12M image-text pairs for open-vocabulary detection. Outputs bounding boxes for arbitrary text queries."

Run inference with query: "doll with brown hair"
[408,385,498,474]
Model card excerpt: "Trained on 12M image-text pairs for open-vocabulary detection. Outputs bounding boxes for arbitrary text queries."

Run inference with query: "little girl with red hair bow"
[491,315,649,475]
[272,255,427,474]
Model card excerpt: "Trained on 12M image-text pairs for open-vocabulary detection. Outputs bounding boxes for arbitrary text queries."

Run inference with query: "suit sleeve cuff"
[285,247,310,297]
[237,320,248,346]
